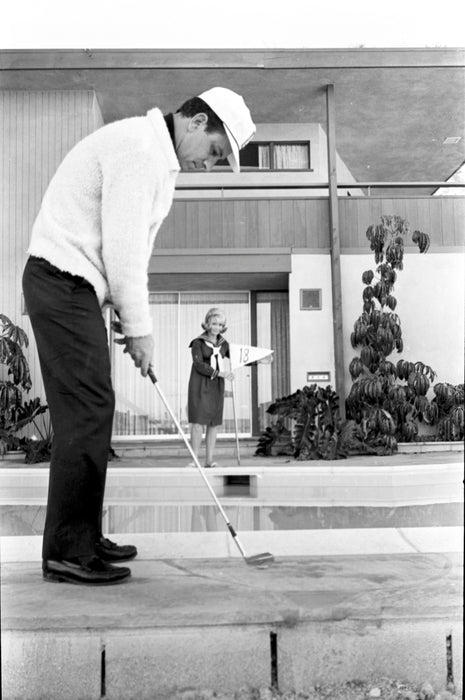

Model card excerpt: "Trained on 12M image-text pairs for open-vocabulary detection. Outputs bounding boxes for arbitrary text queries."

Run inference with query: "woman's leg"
[205,426,218,466]
[190,423,204,458]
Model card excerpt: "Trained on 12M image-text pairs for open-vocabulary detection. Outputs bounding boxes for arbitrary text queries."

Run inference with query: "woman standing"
[187,308,234,467]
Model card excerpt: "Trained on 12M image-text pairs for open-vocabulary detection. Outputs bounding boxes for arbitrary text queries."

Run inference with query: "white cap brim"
[224,123,240,173]
[198,87,255,173]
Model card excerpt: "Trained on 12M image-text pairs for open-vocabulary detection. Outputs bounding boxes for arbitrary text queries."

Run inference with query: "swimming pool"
[1,461,462,538]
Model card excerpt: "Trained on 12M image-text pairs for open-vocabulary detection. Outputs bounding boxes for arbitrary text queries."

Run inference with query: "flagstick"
[230,377,241,466]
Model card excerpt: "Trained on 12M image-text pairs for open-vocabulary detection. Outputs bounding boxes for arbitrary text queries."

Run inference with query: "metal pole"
[231,379,241,465]
[326,84,346,418]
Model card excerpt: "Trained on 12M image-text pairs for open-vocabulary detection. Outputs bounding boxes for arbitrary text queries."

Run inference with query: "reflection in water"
[106,504,262,534]
[106,502,462,535]
[0,502,461,536]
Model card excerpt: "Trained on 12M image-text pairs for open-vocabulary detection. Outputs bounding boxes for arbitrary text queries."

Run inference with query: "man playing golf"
[22,87,256,585]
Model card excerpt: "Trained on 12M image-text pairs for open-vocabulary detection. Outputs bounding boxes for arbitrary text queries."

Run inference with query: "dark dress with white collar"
[187,333,230,426]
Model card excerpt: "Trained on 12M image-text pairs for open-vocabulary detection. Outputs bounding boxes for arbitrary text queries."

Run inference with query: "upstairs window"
[216,141,311,171]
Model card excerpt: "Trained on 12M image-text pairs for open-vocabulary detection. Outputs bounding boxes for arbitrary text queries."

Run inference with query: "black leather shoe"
[95,536,138,562]
[43,556,131,585]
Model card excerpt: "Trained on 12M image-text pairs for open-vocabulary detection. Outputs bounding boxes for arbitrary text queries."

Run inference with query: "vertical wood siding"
[338,196,465,248]
[156,198,333,249]
[156,196,464,250]
[1,91,103,409]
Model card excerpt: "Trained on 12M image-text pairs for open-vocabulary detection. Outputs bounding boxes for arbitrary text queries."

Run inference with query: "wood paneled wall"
[156,196,464,251]
[338,196,465,248]
[156,198,331,249]
[1,90,103,408]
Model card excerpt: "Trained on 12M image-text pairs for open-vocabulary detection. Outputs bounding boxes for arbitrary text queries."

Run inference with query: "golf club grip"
[148,367,157,384]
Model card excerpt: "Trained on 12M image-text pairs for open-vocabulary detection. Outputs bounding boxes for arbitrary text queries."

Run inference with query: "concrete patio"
[1,550,463,699]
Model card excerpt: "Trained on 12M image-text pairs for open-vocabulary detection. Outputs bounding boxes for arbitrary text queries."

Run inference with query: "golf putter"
[147,367,274,567]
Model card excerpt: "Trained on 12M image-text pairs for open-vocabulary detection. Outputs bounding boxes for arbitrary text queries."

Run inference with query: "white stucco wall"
[289,250,464,400]
[288,254,336,391]
[341,251,465,394]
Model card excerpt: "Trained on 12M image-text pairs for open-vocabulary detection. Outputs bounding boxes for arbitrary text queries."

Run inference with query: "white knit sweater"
[28,108,180,337]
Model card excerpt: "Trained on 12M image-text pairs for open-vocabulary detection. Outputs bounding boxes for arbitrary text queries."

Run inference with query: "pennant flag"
[229,343,274,370]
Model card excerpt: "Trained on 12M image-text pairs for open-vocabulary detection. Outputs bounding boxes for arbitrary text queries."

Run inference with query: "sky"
[1,0,464,49]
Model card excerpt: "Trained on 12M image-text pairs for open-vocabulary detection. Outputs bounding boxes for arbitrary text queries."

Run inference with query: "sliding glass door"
[112,292,251,437]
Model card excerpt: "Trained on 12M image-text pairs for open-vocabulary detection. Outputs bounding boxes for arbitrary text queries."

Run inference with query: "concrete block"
[277,618,463,693]
[1,631,102,700]
[104,626,271,699]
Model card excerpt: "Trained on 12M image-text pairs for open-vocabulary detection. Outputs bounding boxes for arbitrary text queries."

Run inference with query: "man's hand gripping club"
[112,320,154,377]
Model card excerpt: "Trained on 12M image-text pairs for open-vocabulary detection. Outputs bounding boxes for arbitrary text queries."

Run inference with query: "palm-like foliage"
[0,314,50,456]
[256,384,373,460]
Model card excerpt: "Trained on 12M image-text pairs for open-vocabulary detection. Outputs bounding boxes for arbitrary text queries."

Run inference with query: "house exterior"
[1,49,464,441]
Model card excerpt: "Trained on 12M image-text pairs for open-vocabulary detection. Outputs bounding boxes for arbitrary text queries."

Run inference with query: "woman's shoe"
[204,462,218,468]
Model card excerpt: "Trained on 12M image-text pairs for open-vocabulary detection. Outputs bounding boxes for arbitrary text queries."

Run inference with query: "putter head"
[246,552,274,567]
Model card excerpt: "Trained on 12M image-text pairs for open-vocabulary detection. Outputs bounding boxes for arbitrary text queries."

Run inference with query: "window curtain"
[258,145,271,169]
[256,292,290,431]
[111,293,179,436]
[274,144,309,169]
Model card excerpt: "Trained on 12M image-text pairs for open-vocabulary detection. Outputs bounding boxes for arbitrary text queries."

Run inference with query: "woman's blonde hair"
[202,307,227,333]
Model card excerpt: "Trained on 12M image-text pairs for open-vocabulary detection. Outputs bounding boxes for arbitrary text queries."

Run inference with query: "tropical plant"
[254,420,293,457]
[344,214,457,452]
[255,384,381,460]
[0,314,50,458]
[256,214,462,459]
[429,382,464,442]
[17,410,53,463]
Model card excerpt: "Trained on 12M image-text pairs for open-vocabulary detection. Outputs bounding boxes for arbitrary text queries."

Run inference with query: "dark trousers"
[22,257,115,560]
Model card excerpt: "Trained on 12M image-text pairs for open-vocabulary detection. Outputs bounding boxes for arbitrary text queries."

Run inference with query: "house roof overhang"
[1,48,464,192]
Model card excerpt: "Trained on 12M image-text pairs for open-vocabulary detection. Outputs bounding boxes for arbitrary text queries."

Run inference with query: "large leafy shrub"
[430,382,464,442]
[0,314,51,460]
[346,215,463,451]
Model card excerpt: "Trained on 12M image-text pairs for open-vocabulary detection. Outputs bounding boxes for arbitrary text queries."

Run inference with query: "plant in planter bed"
[256,215,463,460]
[255,383,376,460]
[0,314,51,461]
[346,214,463,453]
[428,381,464,442]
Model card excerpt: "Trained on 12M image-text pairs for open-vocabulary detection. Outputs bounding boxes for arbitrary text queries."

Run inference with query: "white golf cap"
[199,87,255,172]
